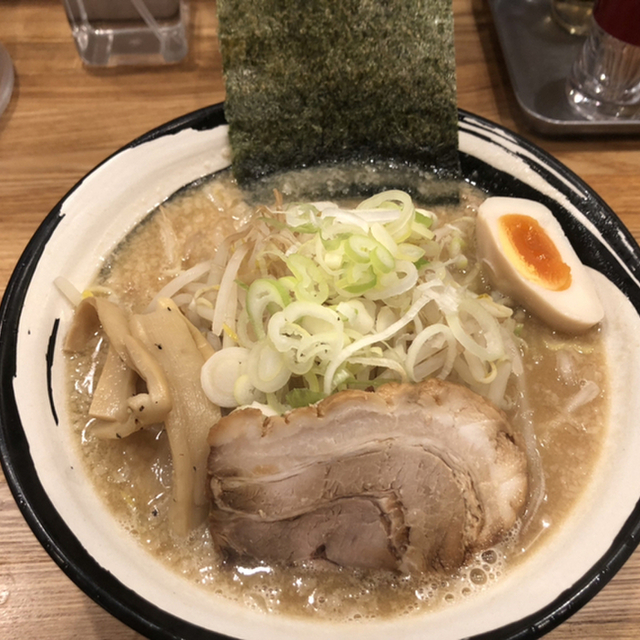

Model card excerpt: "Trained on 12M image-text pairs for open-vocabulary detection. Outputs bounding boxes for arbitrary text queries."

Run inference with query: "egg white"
[476,197,604,334]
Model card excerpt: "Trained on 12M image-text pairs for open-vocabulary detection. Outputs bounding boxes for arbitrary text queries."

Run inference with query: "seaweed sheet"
[218,0,460,199]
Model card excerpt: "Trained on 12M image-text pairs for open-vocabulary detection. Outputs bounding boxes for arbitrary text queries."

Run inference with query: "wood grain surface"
[1,1,640,638]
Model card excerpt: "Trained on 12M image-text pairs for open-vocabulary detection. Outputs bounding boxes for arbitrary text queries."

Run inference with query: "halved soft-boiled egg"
[476,197,604,334]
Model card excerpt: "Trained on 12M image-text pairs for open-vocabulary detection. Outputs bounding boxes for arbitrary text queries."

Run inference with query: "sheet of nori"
[218,0,460,189]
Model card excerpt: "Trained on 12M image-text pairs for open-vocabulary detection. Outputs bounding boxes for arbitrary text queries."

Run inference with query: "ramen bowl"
[2,104,640,640]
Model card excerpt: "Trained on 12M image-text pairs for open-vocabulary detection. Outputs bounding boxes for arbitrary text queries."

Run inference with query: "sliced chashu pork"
[207,378,528,573]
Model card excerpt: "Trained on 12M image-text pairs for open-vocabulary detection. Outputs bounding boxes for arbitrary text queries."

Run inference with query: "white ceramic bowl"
[2,104,640,639]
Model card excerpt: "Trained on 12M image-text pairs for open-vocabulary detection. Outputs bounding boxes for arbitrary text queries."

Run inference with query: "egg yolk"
[498,214,572,291]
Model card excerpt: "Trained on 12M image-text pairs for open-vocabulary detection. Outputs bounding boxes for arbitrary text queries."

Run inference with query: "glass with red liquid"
[566,0,640,119]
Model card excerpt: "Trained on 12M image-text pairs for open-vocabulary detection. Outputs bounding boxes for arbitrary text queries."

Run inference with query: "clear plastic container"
[0,42,14,119]
[62,0,189,66]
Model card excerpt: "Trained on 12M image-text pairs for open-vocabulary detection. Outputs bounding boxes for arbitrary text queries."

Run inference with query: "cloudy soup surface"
[65,170,609,621]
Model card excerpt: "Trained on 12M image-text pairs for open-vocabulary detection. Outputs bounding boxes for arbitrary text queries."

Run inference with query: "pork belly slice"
[207,379,528,573]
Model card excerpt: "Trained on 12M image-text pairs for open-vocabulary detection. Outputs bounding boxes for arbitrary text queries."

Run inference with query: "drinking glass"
[566,0,640,119]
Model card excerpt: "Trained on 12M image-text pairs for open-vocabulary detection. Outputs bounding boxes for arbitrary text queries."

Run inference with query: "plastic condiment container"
[61,0,189,66]
[0,42,14,119]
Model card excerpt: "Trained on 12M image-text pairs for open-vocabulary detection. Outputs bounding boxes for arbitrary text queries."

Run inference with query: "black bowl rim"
[1,104,640,640]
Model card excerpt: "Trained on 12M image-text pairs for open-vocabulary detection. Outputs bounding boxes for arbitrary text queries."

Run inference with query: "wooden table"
[1,1,640,638]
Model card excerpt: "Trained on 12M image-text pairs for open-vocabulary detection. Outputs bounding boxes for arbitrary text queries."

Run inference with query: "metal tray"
[488,0,640,135]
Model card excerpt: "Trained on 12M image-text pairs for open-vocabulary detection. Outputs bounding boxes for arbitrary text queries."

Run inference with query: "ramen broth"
[65,171,609,620]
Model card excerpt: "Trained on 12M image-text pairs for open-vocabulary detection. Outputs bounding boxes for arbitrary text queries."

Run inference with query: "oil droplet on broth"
[481,549,498,564]
[469,568,488,585]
